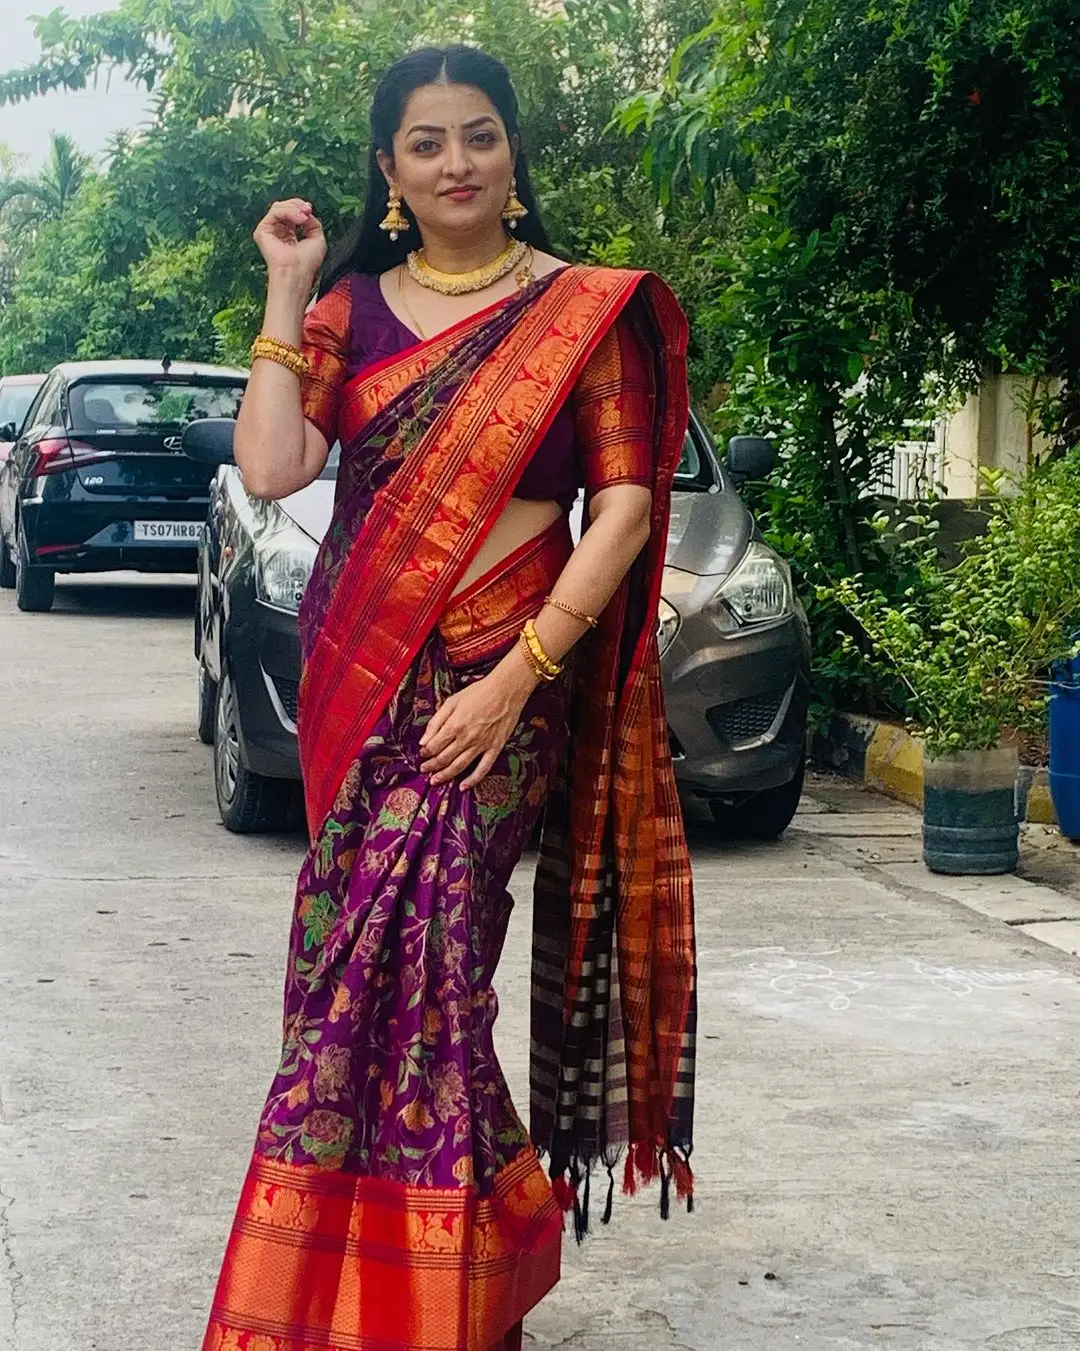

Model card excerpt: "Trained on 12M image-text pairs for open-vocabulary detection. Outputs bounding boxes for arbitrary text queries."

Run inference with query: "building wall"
[941,375,1058,497]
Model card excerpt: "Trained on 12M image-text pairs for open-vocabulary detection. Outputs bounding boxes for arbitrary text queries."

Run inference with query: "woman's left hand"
[419,672,530,790]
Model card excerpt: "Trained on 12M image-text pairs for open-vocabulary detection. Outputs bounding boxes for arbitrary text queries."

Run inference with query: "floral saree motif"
[203,267,695,1351]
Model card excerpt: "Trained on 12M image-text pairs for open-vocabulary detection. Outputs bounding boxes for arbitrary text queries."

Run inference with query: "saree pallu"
[204,265,696,1351]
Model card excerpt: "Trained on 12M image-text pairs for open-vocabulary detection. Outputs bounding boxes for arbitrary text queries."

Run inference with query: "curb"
[811,712,1058,826]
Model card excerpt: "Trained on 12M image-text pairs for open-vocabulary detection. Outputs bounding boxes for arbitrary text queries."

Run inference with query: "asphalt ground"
[1,573,1079,1350]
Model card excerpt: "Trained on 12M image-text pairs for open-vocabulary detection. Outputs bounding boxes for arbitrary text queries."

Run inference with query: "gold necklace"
[397,245,536,341]
[406,238,527,295]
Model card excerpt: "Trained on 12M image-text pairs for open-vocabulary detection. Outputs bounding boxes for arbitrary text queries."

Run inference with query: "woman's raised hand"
[253,198,327,280]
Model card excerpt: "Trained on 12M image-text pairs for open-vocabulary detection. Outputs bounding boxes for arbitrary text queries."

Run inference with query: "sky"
[0,0,151,172]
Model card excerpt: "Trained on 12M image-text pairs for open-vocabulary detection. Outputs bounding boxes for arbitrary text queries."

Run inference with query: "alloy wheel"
[215,670,241,805]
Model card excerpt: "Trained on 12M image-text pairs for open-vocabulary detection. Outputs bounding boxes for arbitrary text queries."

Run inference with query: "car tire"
[197,661,218,746]
[213,665,298,833]
[14,528,55,613]
[708,752,806,841]
[0,542,14,590]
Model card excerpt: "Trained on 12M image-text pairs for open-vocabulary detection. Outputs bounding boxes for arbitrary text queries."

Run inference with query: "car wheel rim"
[216,672,240,804]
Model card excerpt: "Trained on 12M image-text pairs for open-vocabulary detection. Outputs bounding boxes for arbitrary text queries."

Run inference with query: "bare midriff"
[450,496,564,597]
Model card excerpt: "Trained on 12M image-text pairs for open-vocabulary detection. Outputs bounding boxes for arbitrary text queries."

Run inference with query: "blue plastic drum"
[1049,658,1080,841]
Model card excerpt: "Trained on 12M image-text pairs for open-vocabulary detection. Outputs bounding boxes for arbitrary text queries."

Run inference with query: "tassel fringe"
[550,1139,694,1239]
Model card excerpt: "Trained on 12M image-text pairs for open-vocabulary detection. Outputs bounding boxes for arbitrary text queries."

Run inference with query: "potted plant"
[830,451,1080,874]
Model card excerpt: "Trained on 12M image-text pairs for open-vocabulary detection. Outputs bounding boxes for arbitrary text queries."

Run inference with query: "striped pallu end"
[529,276,697,1234]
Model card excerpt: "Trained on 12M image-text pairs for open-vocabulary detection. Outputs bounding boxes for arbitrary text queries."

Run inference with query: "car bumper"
[224,598,302,780]
[662,609,810,798]
[19,500,205,574]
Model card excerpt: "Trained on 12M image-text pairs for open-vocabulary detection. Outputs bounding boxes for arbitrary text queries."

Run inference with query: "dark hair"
[320,45,554,295]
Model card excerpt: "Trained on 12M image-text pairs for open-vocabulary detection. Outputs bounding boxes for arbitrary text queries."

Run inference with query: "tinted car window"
[0,381,45,432]
[25,376,63,431]
[68,380,246,430]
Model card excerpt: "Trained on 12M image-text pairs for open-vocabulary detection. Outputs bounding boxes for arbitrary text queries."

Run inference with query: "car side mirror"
[0,421,16,442]
[726,435,775,483]
[182,418,235,466]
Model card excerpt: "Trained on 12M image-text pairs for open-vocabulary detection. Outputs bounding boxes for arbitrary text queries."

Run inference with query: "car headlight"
[254,524,318,613]
[715,541,793,625]
[657,597,680,655]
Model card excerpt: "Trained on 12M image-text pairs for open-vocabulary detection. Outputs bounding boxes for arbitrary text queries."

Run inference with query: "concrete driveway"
[1,575,1079,1350]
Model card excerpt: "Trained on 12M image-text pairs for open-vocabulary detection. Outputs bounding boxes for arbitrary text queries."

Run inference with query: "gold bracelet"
[250,335,309,377]
[519,631,558,682]
[543,595,598,628]
[522,619,562,679]
[524,620,562,676]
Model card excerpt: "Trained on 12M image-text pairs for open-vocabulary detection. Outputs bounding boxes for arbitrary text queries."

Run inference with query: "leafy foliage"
[831,456,1080,757]
[0,0,710,372]
[616,0,1080,719]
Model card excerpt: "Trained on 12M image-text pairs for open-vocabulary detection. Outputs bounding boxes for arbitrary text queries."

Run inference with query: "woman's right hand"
[253,198,327,281]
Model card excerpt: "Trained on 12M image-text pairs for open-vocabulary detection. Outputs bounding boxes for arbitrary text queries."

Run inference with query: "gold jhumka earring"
[501,175,528,229]
[380,184,410,241]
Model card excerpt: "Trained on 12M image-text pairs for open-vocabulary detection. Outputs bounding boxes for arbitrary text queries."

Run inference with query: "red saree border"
[203,1146,561,1351]
[438,516,574,668]
[299,266,649,840]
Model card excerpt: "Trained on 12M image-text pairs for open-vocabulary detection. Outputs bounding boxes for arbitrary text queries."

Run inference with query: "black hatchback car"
[186,416,810,837]
[0,359,247,612]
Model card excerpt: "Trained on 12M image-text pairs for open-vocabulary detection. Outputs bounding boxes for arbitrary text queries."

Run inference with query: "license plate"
[133,520,201,542]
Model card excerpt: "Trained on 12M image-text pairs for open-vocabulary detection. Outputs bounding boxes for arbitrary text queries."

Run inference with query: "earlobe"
[375,149,395,186]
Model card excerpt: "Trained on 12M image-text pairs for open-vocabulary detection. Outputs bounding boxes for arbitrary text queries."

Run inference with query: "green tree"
[0,0,708,367]
[0,131,91,225]
[619,0,1080,718]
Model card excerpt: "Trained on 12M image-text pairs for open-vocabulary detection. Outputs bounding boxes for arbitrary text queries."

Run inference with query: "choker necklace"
[406,238,529,296]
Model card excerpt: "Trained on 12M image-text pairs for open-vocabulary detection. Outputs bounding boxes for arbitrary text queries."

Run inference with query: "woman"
[203,44,696,1351]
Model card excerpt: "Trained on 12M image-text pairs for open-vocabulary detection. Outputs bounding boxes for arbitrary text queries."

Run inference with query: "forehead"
[398,82,503,134]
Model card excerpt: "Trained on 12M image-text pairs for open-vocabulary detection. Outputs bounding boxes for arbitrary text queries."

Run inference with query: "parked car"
[0,359,247,612]
[185,415,810,837]
[0,373,47,465]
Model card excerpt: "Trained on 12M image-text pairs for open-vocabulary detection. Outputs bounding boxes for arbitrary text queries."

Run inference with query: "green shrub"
[828,451,1080,758]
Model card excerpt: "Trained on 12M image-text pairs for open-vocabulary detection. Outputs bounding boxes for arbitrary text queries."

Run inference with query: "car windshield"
[68,379,245,430]
[0,381,44,432]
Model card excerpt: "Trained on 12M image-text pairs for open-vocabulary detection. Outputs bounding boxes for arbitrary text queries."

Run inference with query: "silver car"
[186,415,810,838]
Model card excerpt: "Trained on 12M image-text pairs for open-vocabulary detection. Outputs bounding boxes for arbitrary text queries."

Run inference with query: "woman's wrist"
[260,268,316,342]
[493,643,542,700]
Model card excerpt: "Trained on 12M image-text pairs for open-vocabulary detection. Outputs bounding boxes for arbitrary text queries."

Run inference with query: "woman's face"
[379,82,518,240]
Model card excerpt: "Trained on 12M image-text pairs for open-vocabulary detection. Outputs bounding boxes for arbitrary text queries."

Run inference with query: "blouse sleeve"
[300,277,352,445]
[573,310,655,496]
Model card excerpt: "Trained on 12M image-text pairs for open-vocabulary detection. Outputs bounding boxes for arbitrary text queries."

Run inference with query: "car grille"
[271,675,299,723]
[706,691,786,746]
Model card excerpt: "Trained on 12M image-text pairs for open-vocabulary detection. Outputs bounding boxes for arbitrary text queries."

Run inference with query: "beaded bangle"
[543,594,598,628]
[251,335,309,377]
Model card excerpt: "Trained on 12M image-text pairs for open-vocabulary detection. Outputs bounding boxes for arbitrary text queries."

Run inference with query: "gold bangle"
[522,619,562,679]
[250,335,309,377]
[519,630,558,682]
[524,620,561,675]
[543,595,598,628]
